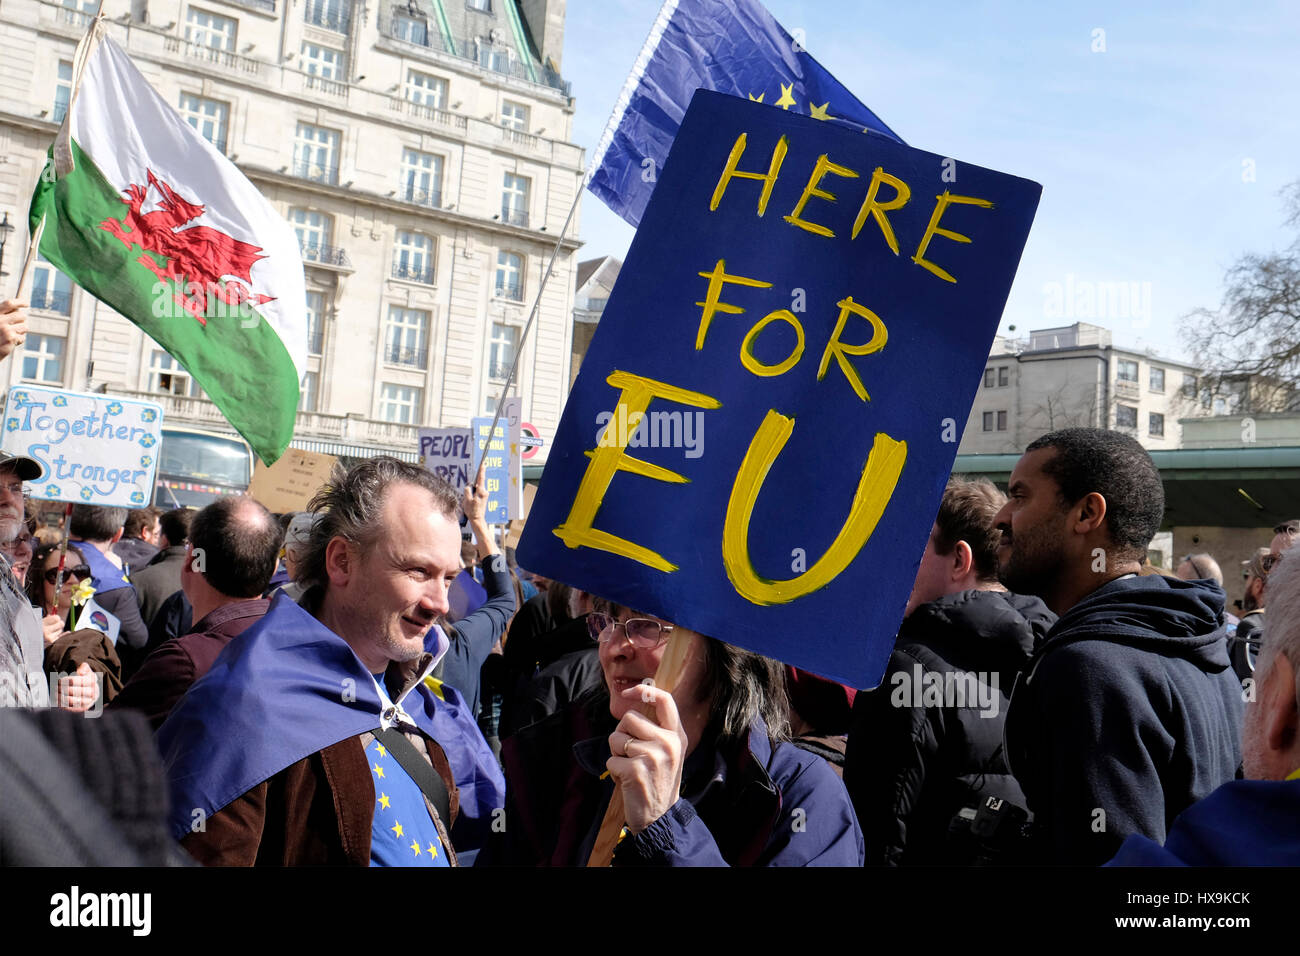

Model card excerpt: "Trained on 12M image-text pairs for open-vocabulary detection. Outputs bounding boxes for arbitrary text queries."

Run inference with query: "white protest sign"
[501,396,523,521]
[3,386,164,507]
[419,427,474,492]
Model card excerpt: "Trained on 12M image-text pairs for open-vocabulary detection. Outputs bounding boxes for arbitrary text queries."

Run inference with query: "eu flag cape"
[157,592,504,851]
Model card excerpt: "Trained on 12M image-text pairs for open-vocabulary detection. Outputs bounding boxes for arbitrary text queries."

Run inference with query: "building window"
[305,290,325,354]
[982,411,993,432]
[399,149,442,207]
[31,255,72,315]
[489,322,518,380]
[21,333,65,383]
[379,383,422,424]
[996,410,1007,431]
[998,366,1009,386]
[501,172,529,228]
[1149,412,1165,437]
[300,370,319,412]
[54,60,72,124]
[385,306,429,368]
[1116,404,1138,429]
[495,251,523,300]
[481,43,512,73]
[500,100,529,131]
[467,0,490,10]
[178,93,229,152]
[149,350,202,398]
[1117,359,1139,383]
[300,42,345,80]
[185,8,237,51]
[288,208,333,262]
[405,70,447,109]
[1149,367,1165,392]
[392,9,427,44]
[304,0,350,33]
[392,231,434,284]
[293,122,340,184]
[983,368,995,388]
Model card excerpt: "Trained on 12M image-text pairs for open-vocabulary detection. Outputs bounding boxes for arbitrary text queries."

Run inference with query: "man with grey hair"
[1108,542,1300,865]
[158,456,505,866]
[69,503,149,675]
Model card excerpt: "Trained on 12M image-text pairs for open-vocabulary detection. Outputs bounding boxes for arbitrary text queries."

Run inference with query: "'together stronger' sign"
[519,92,1041,688]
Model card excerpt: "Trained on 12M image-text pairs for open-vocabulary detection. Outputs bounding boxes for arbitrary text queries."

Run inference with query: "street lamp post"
[0,212,13,280]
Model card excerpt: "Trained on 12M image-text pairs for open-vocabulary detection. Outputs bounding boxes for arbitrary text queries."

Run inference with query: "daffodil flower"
[70,579,95,607]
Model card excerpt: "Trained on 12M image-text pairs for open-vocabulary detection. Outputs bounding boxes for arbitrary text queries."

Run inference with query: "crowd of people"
[1,424,1297,867]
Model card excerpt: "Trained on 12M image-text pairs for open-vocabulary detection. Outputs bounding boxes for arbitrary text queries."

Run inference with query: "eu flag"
[588,0,902,228]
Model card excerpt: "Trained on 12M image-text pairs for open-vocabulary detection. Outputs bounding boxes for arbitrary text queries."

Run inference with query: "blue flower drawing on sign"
[5,418,18,432]
[52,394,68,408]
[106,402,123,416]
[141,409,157,423]
[140,455,153,469]
[140,434,156,448]
[130,490,145,504]
[46,484,61,497]
[79,487,93,501]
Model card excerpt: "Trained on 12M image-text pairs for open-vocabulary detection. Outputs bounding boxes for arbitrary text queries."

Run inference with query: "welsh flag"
[30,21,306,464]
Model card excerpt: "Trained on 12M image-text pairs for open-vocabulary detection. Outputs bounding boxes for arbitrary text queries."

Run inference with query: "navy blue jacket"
[436,554,516,720]
[1004,574,1243,865]
[1106,777,1300,866]
[484,690,864,866]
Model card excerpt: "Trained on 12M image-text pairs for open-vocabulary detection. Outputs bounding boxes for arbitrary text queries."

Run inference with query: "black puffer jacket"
[844,589,1055,865]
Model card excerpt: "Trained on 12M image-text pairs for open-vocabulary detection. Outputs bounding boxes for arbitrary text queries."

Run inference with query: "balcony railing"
[31,289,72,314]
[387,97,467,131]
[391,263,435,284]
[305,74,348,97]
[307,329,324,354]
[499,207,528,228]
[304,0,351,32]
[292,159,339,185]
[399,183,442,209]
[300,243,351,268]
[500,127,539,150]
[375,11,570,96]
[60,6,92,28]
[385,343,428,368]
[164,37,262,75]
[494,281,522,301]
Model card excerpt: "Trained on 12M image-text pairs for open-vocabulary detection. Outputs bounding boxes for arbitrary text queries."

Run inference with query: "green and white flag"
[30,19,306,464]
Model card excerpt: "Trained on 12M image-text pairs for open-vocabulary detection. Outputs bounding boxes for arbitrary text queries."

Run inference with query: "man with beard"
[994,428,1242,865]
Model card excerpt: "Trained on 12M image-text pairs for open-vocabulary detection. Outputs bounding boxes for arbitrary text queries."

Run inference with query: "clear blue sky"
[560,0,1300,361]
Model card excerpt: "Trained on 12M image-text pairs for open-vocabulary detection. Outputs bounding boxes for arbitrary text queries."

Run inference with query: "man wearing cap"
[0,450,97,710]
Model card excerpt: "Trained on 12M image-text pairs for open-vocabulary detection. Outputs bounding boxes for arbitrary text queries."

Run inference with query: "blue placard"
[470,417,510,525]
[3,386,164,508]
[519,91,1041,689]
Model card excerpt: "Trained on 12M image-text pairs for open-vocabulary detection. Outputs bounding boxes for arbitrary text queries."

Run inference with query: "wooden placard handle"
[586,626,694,867]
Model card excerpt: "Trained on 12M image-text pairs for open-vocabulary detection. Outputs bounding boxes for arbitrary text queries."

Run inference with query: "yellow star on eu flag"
[809,101,833,121]
[775,82,796,110]
[375,743,387,758]
[747,91,765,103]
[391,821,404,838]
[410,840,421,856]
[378,793,390,810]
[427,843,438,858]
[372,763,385,779]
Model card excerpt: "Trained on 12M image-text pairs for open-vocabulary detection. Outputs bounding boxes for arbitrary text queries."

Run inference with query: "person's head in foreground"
[993,427,1164,614]
[1243,551,1300,781]
[905,476,1006,617]
[27,542,88,619]
[0,517,37,586]
[1176,552,1223,587]
[299,456,461,674]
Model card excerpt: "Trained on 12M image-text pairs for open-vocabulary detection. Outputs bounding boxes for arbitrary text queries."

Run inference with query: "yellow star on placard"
[774,82,796,109]
[410,840,421,856]
[809,101,833,121]
[378,793,390,810]
[427,843,438,858]
[372,763,385,779]
[747,91,765,102]
[391,821,404,838]
[375,743,387,758]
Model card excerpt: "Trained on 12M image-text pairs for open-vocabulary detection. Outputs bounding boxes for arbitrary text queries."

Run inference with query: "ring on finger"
[622,734,634,757]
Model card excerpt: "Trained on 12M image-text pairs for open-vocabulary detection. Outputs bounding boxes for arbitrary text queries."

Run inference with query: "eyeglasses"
[1273,520,1300,536]
[44,565,90,586]
[1244,554,1280,581]
[586,611,674,649]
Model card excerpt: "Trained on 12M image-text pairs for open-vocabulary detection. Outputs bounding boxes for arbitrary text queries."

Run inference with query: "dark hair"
[26,542,85,609]
[159,508,193,547]
[122,506,161,540]
[932,476,1006,582]
[591,597,790,743]
[69,504,128,542]
[190,497,282,598]
[1025,427,1164,559]
[299,456,459,594]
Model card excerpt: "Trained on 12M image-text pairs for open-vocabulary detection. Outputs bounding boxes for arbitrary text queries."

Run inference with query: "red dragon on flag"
[99,169,276,325]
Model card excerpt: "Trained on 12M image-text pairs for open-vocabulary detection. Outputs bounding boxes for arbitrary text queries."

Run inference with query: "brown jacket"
[44,629,124,704]
[179,654,461,867]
